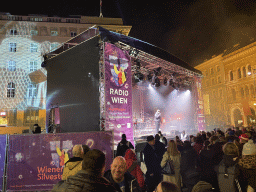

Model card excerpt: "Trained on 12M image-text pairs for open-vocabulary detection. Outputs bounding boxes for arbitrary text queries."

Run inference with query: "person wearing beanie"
[238,133,249,157]
[238,140,256,191]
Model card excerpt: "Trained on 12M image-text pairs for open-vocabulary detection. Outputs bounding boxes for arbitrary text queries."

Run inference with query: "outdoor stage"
[44,26,205,148]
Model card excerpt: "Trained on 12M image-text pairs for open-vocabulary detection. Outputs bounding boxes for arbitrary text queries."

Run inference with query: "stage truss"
[99,40,204,137]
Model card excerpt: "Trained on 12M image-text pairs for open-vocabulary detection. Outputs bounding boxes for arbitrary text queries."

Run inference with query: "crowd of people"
[51,127,256,192]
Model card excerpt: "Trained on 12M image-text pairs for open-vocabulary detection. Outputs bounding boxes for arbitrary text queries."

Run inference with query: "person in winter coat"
[238,140,256,192]
[215,142,246,192]
[143,135,162,192]
[197,140,219,191]
[62,145,84,180]
[124,149,145,190]
[161,140,181,190]
[104,156,141,192]
[180,141,199,192]
[116,134,134,157]
[155,134,167,165]
[52,149,117,192]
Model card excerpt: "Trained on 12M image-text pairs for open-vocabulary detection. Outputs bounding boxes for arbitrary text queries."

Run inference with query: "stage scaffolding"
[99,39,203,139]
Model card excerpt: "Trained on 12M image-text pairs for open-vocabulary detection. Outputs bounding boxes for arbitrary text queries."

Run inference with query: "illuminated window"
[29,61,37,72]
[217,76,221,83]
[51,31,58,36]
[237,68,241,79]
[230,71,234,81]
[30,30,38,36]
[30,43,38,52]
[10,29,18,35]
[216,66,220,72]
[8,60,16,71]
[7,82,15,98]
[210,68,214,75]
[71,31,77,37]
[28,83,37,98]
[248,65,252,75]
[242,67,246,77]
[9,43,16,52]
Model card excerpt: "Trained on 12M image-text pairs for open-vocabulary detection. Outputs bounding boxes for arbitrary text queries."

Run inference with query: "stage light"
[134,72,144,82]
[135,59,141,69]
[164,77,168,86]
[155,76,160,87]
[147,73,152,81]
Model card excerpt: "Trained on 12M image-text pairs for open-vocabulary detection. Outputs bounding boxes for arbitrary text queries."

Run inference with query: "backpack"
[217,160,241,192]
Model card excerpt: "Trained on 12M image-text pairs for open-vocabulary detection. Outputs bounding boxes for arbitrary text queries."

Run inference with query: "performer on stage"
[154,109,161,134]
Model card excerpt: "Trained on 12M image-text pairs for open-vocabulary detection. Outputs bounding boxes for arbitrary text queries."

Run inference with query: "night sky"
[2,0,256,66]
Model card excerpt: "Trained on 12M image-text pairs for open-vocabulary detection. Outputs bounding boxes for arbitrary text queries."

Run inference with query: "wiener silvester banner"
[104,42,134,147]
[6,131,113,191]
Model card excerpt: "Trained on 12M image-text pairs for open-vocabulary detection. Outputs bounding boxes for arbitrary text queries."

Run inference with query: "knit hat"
[239,133,249,141]
[192,181,213,192]
[242,140,256,155]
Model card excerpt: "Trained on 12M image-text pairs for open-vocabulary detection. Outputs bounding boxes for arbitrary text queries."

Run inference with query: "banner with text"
[104,42,134,148]
[6,131,113,191]
[0,135,6,191]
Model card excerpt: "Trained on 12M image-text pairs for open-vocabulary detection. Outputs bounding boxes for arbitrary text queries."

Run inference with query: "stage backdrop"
[104,42,134,147]
[0,135,6,191]
[6,131,113,191]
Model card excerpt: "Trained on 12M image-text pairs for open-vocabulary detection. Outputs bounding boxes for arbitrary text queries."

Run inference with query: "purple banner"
[0,135,6,191]
[6,131,113,191]
[104,42,134,148]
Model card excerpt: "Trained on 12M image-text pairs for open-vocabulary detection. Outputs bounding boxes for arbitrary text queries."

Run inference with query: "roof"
[43,26,201,75]
[98,27,201,74]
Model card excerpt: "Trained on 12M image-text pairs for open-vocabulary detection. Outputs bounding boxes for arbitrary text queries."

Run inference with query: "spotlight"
[135,59,141,69]
[164,77,168,86]
[147,73,152,81]
[155,76,160,87]
[134,72,144,83]
[154,67,162,76]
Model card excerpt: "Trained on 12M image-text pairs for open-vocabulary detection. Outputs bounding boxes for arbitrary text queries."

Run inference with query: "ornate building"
[195,41,256,130]
[0,13,132,133]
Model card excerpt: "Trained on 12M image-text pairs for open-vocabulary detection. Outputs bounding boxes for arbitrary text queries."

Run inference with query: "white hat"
[242,140,256,155]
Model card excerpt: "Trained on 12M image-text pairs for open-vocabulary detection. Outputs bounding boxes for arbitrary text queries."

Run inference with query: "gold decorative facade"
[195,42,256,130]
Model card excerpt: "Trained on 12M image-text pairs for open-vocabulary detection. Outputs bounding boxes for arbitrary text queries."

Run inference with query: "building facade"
[0,13,132,133]
[195,42,256,130]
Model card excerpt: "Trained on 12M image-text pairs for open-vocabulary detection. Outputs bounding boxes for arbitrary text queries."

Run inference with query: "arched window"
[242,67,246,77]
[230,71,234,81]
[238,68,241,79]
[248,65,252,75]
[7,82,15,98]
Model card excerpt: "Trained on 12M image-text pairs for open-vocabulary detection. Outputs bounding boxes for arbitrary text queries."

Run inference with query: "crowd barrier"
[0,131,113,191]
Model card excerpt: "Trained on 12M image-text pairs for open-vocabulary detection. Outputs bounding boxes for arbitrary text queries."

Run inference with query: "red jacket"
[124,149,145,190]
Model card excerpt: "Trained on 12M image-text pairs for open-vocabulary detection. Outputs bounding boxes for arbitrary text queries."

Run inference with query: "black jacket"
[116,140,134,157]
[51,170,117,192]
[180,147,199,184]
[104,170,141,192]
[143,143,161,175]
